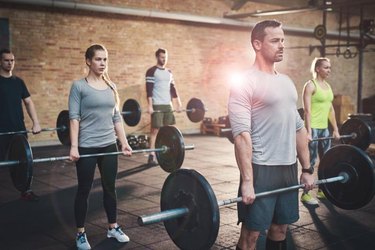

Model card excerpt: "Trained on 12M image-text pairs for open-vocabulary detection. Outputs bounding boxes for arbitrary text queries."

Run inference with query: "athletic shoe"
[107,226,130,243]
[147,154,158,165]
[317,190,327,199]
[301,193,319,205]
[76,232,91,250]
[20,191,40,201]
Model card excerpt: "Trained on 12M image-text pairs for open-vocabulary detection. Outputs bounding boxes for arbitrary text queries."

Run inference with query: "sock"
[265,238,286,250]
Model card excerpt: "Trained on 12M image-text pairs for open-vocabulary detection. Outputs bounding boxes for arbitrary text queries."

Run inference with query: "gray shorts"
[237,162,299,231]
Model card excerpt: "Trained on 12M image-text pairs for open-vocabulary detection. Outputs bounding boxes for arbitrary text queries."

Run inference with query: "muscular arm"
[172,97,182,111]
[296,127,310,169]
[234,132,255,204]
[23,97,41,132]
[147,97,154,114]
[302,81,315,138]
[296,127,315,190]
[170,82,182,111]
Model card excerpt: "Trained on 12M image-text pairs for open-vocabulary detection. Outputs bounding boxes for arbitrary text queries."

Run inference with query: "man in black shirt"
[0,48,41,201]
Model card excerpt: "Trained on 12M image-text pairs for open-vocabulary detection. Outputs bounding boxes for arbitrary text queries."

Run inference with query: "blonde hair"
[85,44,120,110]
[310,57,330,79]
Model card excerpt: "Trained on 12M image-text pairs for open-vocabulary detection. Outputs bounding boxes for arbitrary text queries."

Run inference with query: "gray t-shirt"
[69,78,121,148]
[228,67,304,165]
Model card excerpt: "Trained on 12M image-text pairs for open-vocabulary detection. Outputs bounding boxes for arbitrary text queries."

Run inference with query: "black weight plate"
[340,118,372,150]
[161,169,220,250]
[126,134,139,150]
[56,110,71,146]
[318,145,375,210]
[7,135,34,192]
[155,126,185,172]
[186,98,205,123]
[138,135,149,149]
[122,99,141,127]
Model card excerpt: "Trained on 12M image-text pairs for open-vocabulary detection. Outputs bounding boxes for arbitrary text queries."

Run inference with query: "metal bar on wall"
[357,5,364,113]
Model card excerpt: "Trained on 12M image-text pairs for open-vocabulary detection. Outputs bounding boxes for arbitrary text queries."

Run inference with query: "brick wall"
[0,1,374,144]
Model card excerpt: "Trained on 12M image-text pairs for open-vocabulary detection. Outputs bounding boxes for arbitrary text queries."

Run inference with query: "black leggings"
[74,143,118,228]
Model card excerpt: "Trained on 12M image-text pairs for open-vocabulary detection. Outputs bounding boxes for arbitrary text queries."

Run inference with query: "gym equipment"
[138,145,375,249]
[121,98,206,127]
[0,126,194,191]
[0,110,70,146]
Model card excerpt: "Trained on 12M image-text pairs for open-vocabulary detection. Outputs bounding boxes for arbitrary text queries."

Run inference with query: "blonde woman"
[69,44,132,249]
[301,57,340,205]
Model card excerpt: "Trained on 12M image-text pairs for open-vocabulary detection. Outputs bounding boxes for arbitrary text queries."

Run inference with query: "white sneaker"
[107,226,130,243]
[76,232,91,250]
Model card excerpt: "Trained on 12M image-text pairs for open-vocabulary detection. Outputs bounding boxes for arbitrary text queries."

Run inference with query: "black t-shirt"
[0,75,30,132]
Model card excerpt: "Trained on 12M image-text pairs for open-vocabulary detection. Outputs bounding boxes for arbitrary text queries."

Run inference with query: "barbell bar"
[138,174,349,226]
[121,97,207,127]
[137,145,375,249]
[221,117,374,150]
[0,110,71,146]
[220,128,357,144]
[122,108,198,115]
[310,133,356,142]
[1,126,193,192]
[138,174,348,226]
[0,145,185,167]
[0,126,67,136]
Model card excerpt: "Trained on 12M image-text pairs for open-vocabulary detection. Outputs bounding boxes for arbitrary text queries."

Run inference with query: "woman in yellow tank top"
[301,57,340,205]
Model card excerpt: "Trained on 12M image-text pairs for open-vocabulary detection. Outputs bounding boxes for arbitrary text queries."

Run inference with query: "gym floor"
[0,135,374,250]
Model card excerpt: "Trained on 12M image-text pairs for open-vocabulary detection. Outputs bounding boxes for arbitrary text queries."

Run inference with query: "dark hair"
[85,44,106,61]
[251,20,282,48]
[0,48,12,58]
[85,44,120,109]
[155,48,167,57]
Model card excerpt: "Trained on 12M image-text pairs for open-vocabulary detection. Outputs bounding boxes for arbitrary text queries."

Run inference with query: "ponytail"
[102,72,120,111]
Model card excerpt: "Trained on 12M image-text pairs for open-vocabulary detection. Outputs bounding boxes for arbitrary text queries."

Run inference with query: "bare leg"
[237,223,260,250]
[149,127,159,156]
[265,223,288,250]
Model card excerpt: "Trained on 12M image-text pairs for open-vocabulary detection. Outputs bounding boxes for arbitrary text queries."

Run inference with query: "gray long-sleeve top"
[69,78,121,148]
[228,67,304,165]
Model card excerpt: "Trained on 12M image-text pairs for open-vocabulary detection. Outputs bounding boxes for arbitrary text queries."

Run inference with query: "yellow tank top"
[310,79,334,129]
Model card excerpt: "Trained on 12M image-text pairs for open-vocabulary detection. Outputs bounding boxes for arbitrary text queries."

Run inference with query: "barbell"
[137,144,375,249]
[221,117,375,151]
[0,127,66,136]
[0,110,71,146]
[0,126,194,192]
[121,98,206,127]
